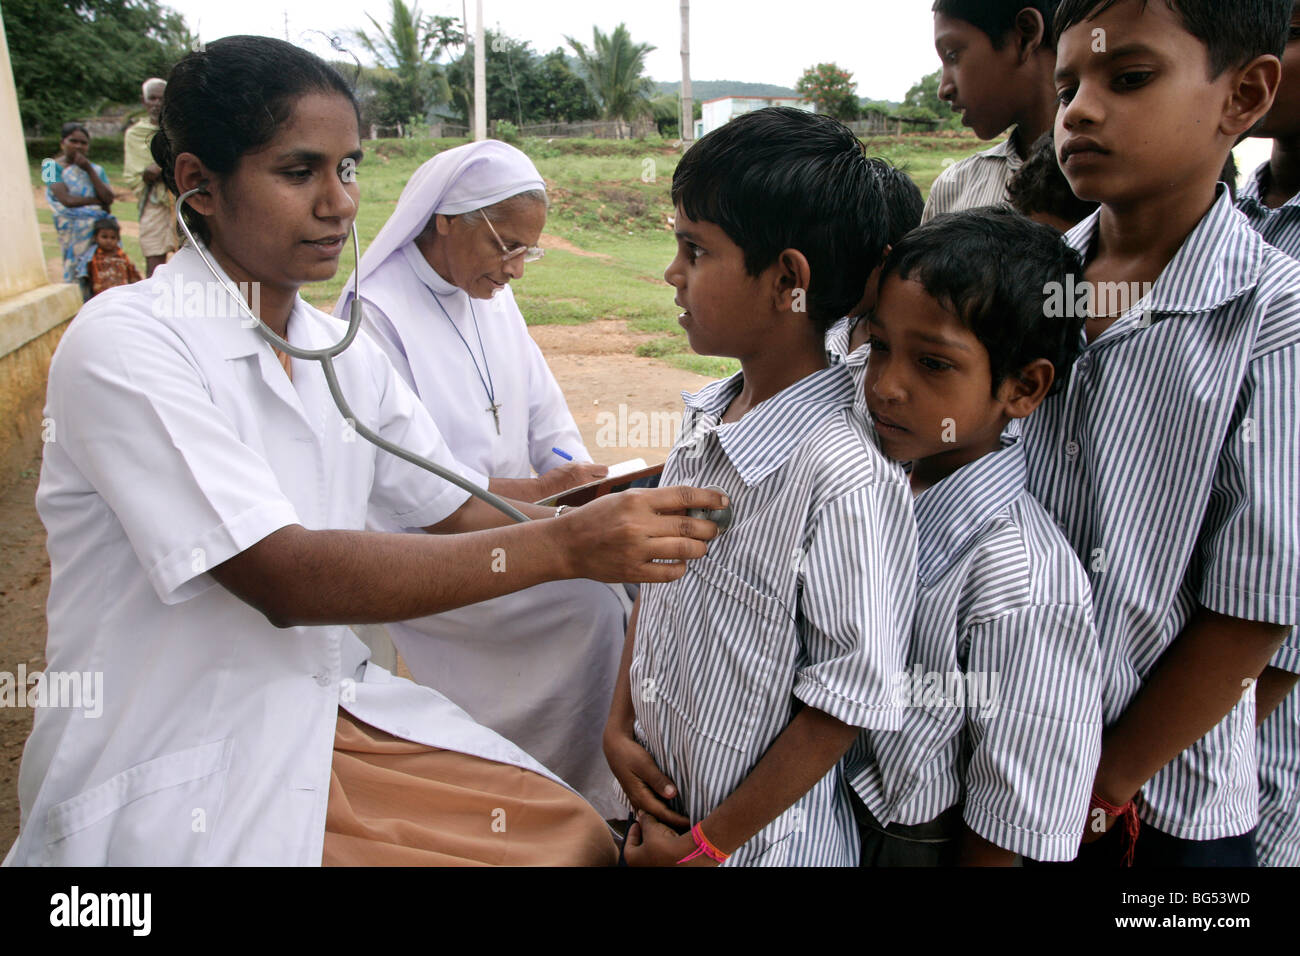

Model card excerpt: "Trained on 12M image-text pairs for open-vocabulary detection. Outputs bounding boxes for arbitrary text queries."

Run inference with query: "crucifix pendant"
[487,401,502,435]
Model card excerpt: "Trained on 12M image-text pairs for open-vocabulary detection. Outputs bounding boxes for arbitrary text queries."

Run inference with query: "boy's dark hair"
[932,1,1060,49]
[1008,132,1100,226]
[92,216,120,235]
[671,106,888,329]
[881,208,1085,397]
[1053,0,1290,76]
[867,158,924,247]
[152,35,361,243]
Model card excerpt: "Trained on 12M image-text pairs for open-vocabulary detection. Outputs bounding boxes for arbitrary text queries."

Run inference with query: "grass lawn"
[29,131,996,379]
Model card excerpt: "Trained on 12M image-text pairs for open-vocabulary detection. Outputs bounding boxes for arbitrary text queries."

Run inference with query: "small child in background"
[846,209,1102,865]
[605,107,917,866]
[1007,132,1100,232]
[77,216,142,300]
[826,159,925,360]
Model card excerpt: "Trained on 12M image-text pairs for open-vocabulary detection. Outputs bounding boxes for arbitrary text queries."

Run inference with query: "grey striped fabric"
[921,137,1022,223]
[848,437,1103,861]
[1237,162,1300,867]
[630,363,917,866]
[1023,187,1300,841]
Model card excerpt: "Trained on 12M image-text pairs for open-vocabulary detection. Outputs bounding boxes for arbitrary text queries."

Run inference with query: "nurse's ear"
[174,151,218,216]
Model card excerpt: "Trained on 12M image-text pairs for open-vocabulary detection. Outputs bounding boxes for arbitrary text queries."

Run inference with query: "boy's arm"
[625,704,860,864]
[602,593,689,828]
[1256,664,1300,727]
[1090,609,1289,825]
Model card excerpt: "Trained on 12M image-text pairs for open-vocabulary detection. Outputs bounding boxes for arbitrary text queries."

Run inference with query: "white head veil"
[333,140,546,318]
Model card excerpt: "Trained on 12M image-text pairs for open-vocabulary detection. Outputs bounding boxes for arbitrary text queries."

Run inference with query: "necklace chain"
[431,292,500,433]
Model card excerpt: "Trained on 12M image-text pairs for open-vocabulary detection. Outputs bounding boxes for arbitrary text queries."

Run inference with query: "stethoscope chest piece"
[688,484,733,534]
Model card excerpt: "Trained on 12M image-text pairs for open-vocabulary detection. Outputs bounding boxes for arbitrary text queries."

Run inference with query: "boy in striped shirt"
[1235,3,1300,869]
[847,209,1103,865]
[1032,0,1300,865]
[603,107,918,866]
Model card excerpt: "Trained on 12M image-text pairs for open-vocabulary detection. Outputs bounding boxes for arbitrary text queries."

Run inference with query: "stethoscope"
[173,185,733,533]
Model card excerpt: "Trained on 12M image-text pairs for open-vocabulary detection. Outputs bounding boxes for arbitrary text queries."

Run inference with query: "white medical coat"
[3,245,571,867]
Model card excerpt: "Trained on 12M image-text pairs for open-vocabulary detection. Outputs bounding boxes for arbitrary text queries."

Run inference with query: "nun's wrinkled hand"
[537,461,608,499]
[554,485,728,584]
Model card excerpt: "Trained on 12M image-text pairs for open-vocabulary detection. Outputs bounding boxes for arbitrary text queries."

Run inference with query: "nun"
[335,142,627,816]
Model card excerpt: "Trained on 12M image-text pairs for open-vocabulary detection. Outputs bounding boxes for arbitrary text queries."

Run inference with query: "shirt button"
[1065,440,1081,459]
[313,674,330,687]
[1076,356,1091,373]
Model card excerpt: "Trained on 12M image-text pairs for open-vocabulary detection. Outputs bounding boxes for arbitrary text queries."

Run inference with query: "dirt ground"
[0,271,713,847]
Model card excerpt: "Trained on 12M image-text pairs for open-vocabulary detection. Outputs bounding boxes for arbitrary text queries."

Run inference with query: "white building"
[695,95,815,139]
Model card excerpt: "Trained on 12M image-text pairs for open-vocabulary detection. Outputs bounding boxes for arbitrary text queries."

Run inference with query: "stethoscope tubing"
[173,185,531,524]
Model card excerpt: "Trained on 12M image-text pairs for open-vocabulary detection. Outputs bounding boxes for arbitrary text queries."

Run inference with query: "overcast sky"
[163,0,941,102]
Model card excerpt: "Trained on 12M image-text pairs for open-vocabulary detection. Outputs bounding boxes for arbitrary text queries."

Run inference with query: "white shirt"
[4,245,570,866]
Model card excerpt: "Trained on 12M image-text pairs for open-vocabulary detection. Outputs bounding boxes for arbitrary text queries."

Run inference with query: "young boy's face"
[863,275,1013,470]
[95,229,119,252]
[1054,0,1245,205]
[934,13,1025,139]
[1256,7,1300,140]
[664,207,768,358]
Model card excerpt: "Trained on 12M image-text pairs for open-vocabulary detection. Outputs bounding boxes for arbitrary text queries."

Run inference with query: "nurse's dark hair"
[151,35,360,243]
[671,106,888,330]
[1053,0,1290,76]
[932,0,1060,50]
[880,208,1085,398]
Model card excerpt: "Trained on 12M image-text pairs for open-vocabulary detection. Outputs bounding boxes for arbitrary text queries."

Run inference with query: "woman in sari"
[43,122,115,284]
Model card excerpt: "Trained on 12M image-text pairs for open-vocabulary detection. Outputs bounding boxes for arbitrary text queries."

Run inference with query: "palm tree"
[352,0,462,124]
[565,23,656,137]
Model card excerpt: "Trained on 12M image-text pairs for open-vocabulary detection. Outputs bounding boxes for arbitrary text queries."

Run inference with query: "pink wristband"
[676,823,730,865]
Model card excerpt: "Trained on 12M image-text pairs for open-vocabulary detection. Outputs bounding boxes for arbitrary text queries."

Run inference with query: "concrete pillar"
[0,6,82,489]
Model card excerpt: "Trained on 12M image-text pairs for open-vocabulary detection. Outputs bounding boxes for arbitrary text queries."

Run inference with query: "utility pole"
[474,0,487,140]
[680,0,693,141]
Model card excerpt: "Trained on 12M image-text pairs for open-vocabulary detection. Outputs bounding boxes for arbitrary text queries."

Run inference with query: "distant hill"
[654,80,800,100]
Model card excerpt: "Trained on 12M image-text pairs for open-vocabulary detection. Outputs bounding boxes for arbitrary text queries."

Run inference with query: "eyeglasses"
[483,215,545,264]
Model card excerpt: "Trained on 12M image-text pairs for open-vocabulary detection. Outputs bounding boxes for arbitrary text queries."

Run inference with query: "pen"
[552,447,573,461]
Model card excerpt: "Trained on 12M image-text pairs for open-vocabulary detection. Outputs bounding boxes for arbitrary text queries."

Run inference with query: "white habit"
[335,142,627,817]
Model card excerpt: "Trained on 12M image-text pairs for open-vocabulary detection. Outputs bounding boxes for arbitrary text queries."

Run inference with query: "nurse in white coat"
[335,143,627,815]
[3,35,725,867]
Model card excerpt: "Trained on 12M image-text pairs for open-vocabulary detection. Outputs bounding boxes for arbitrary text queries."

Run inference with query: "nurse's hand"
[556,485,727,584]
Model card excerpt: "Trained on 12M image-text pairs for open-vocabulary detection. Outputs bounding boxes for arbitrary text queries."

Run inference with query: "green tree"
[6,0,194,134]
[901,69,961,129]
[796,63,859,121]
[531,49,598,124]
[564,23,656,134]
[351,0,462,126]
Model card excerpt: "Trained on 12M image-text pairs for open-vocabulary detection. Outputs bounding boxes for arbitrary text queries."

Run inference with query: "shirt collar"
[680,363,858,487]
[982,135,1024,172]
[913,437,1026,588]
[1063,184,1263,317]
[1237,160,1300,214]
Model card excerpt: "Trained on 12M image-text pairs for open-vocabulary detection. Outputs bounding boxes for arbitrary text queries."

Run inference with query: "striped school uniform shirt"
[921,136,1022,223]
[1237,162,1300,867]
[630,363,917,866]
[1023,187,1300,841]
[848,438,1103,861]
